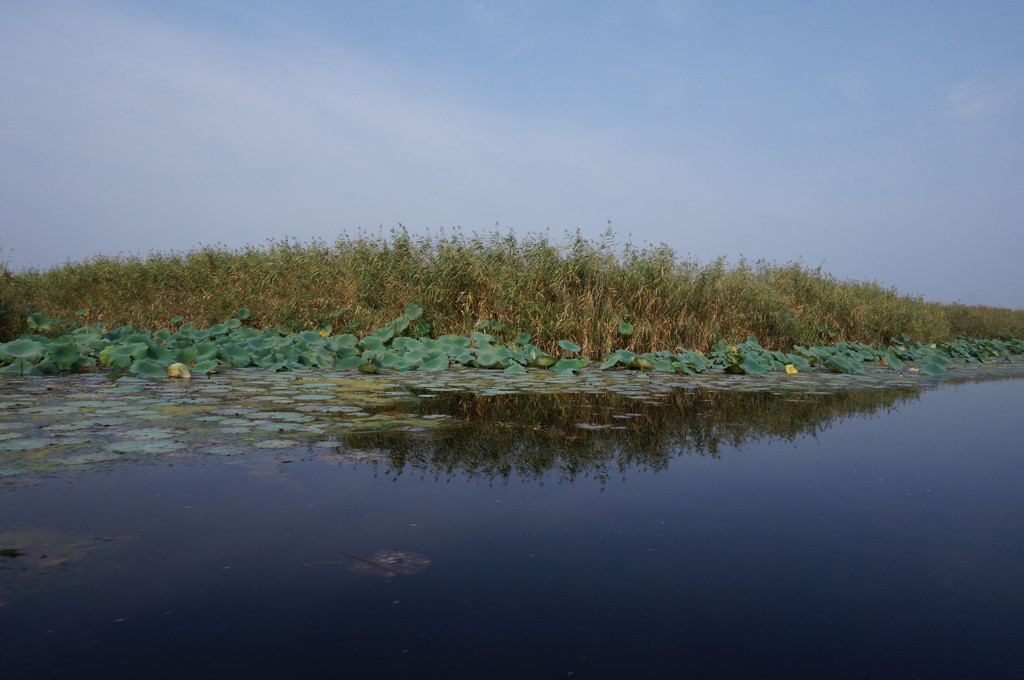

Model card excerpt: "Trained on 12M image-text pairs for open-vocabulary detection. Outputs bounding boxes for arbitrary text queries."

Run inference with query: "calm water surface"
[1,371,1023,678]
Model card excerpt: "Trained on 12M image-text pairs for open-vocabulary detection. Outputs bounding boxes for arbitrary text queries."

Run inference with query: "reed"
[3,229,1023,352]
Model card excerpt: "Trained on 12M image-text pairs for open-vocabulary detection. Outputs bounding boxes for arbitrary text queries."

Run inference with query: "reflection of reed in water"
[329,385,923,484]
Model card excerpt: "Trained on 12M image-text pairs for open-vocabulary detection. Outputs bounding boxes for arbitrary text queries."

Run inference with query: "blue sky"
[2,1,1022,307]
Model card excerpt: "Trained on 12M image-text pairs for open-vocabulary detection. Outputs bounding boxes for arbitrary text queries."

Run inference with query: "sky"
[1,1,1022,308]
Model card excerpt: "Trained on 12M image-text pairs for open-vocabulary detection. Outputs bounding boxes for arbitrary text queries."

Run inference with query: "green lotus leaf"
[333,346,358,359]
[618,322,634,336]
[473,349,505,369]
[230,327,261,340]
[170,316,185,324]
[392,336,422,353]
[784,354,812,372]
[370,325,396,343]
[403,303,424,320]
[514,332,532,346]
[235,308,250,320]
[417,338,441,352]
[186,360,214,374]
[391,317,410,336]
[653,358,676,373]
[143,339,174,363]
[246,337,273,351]
[439,334,470,347]
[27,313,54,331]
[0,358,43,375]
[308,347,335,368]
[551,358,582,374]
[193,342,219,363]
[38,359,63,374]
[883,352,904,371]
[176,347,199,364]
[72,332,105,353]
[918,359,948,375]
[223,318,242,330]
[380,352,404,368]
[130,358,170,379]
[416,353,448,371]
[98,382,144,394]
[630,356,656,371]
[2,338,46,361]
[450,348,475,366]
[328,334,359,350]
[740,354,769,374]
[254,353,277,368]
[46,342,81,371]
[226,350,252,368]
[298,330,326,345]
[334,356,363,371]
[497,346,524,364]
[503,362,526,375]
[98,342,148,369]
[825,356,863,374]
[671,361,695,374]
[470,331,493,345]
[558,340,581,353]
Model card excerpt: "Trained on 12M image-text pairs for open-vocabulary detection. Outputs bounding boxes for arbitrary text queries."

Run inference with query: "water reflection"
[343,385,921,483]
[3,369,1024,677]
[2,364,1023,484]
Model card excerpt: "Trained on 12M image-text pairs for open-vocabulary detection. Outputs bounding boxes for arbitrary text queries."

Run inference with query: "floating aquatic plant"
[0,306,1022,380]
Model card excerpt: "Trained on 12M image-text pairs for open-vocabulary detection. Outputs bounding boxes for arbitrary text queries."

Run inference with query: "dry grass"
[3,229,1023,352]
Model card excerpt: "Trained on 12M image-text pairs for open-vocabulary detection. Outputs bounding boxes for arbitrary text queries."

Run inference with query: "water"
[2,370,1023,678]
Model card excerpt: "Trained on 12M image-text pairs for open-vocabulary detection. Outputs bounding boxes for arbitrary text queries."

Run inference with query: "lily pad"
[252,439,297,449]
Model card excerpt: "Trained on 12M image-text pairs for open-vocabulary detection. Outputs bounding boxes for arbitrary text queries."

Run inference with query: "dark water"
[2,372,1023,678]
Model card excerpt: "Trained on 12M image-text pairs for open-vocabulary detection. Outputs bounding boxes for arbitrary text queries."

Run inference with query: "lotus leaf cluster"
[1,306,1022,378]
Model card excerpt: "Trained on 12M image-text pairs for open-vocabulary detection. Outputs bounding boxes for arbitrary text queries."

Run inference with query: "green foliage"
[557,340,581,354]
[0,310,1018,378]
[3,228,1024,378]
[2,229,1020,354]
[1,337,46,361]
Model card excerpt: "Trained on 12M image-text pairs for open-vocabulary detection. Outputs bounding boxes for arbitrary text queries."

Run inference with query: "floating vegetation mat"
[0,530,139,570]
[2,363,1024,483]
[340,549,433,578]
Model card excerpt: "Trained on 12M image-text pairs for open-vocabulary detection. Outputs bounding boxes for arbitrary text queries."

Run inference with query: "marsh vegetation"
[3,230,1023,353]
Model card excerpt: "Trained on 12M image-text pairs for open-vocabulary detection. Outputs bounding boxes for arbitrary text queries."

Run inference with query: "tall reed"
[4,229,1023,353]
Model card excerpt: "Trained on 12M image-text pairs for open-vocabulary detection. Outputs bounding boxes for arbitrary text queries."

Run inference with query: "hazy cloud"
[1,1,1022,308]
[945,79,1021,121]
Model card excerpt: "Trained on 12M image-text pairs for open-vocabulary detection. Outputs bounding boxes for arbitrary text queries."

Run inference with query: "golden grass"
[3,229,1023,353]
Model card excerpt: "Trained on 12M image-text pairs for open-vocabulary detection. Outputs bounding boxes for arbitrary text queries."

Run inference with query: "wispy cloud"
[0,2,655,266]
[464,0,562,59]
[945,79,1021,121]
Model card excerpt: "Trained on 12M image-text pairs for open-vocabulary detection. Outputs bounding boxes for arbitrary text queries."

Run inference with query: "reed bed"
[3,229,1023,353]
